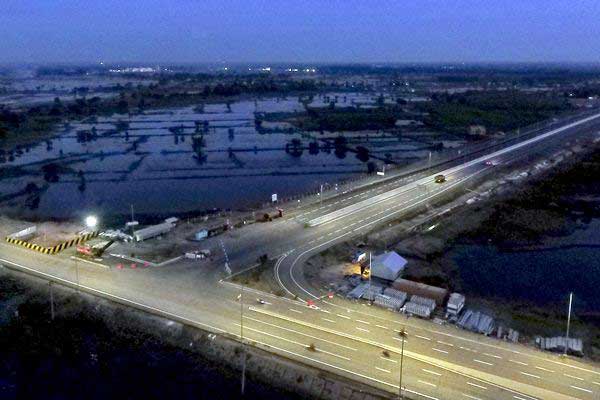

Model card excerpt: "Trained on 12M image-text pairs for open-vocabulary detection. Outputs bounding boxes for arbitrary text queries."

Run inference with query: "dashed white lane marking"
[460,346,477,352]
[375,324,389,330]
[380,357,397,364]
[462,394,482,400]
[356,327,370,333]
[418,380,437,388]
[422,369,442,377]
[520,372,541,379]
[415,334,431,341]
[436,340,454,347]
[509,359,528,366]
[356,319,370,325]
[513,396,528,400]
[466,382,487,390]
[570,385,592,393]
[564,373,585,381]
[321,317,336,323]
[593,381,600,386]
[432,348,448,354]
[482,352,502,359]
[534,366,555,373]
[289,309,303,314]
[375,366,391,373]
[243,316,357,351]
[473,359,493,366]
[337,314,351,320]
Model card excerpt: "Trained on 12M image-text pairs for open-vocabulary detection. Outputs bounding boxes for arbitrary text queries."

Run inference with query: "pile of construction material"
[536,336,583,357]
[496,326,519,343]
[362,284,384,301]
[374,288,408,311]
[457,310,495,335]
[347,283,368,299]
[403,295,436,318]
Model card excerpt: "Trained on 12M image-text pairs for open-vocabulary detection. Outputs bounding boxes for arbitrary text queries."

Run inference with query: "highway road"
[2,111,600,399]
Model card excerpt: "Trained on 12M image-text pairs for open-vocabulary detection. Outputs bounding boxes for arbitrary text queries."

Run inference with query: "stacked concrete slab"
[383,288,408,305]
[457,310,495,335]
[361,284,384,301]
[347,283,368,299]
[537,336,583,356]
[374,294,405,311]
[404,302,433,318]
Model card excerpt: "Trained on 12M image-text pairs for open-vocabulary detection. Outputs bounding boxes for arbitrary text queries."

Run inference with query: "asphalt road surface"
[2,111,600,399]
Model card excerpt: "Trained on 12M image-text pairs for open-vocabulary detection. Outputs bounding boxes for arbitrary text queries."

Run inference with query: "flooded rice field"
[0,93,457,220]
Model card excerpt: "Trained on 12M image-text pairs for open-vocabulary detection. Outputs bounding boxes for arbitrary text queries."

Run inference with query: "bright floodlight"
[85,215,98,229]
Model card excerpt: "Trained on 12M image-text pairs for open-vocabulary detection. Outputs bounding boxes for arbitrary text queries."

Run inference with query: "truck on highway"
[434,174,446,183]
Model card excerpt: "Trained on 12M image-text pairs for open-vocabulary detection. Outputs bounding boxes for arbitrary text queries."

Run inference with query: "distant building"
[468,125,487,136]
[371,251,407,281]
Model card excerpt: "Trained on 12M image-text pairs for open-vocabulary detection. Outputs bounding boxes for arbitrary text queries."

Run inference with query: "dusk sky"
[2,0,600,64]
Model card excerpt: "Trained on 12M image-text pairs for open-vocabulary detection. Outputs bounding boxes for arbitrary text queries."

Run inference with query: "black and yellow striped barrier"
[5,231,99,255]
[5,236,53,254]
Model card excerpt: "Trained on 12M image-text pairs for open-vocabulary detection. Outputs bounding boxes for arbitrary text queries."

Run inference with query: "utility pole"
[75,258,80,294]
[398,328,407,399]
[368,252,372,292]
[428,151,432,173]
[320,183,324,206]
[49,281,55,321]
[240,280,246,395]
[564,292,573,356]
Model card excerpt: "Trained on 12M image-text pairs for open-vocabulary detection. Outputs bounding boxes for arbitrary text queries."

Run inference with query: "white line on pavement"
[466,382,488,390]
[437,340,454,347]
[243,316,357,351]
[356,327,370,333]
[519,372,540,379]
[380,357,398,364]
[337,314,351,320]
[570,385,592,393]
[419,380,437,388]
[422,369,442,377]
[482,353,502,359]
[322,318,336,323]
[289,308,303,314]
[415,334,432,341]
[356,319,370,325]
[462,394,482,400]
[509,359,528,366]
[564,373,585,381]
[534,366,554,373]
[473,359,493,366]
[375,367,391,374]
[432,348,448,354]
[375,324,389,330]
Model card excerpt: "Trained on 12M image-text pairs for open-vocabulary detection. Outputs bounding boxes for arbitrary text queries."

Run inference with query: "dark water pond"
[0,93,451,220]
[451,220,600,311]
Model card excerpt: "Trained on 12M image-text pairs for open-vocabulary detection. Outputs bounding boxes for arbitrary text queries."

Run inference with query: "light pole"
[49,281,55,321]
[428,151,432,173]
[320,183,324,206]
[240,280,246,395]
[564,292,573,356]
[398,328,407,399]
